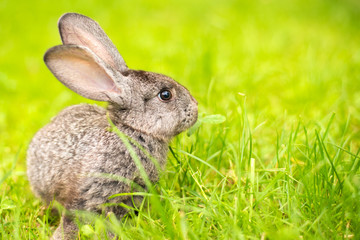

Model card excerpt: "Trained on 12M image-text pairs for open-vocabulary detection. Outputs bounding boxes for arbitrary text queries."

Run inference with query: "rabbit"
[27,12,198,240]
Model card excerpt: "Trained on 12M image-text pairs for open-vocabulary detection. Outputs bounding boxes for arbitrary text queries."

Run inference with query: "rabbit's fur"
[27,13,198,239]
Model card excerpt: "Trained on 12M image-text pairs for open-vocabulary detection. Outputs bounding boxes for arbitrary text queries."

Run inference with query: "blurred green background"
[2,0,359,168]
[1,0,360,146]
[0,0,360,238]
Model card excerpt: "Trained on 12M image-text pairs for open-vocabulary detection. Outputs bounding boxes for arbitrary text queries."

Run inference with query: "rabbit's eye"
[158,89,172,101]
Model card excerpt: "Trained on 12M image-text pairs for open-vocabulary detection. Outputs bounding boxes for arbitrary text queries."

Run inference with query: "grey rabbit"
[27,12,198,239]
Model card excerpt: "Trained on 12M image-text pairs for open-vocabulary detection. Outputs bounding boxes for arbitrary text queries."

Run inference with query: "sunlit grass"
[1,0,359,239]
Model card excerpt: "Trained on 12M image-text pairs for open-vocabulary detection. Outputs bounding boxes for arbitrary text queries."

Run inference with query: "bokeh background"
[1,0,360,145]
[0,0,360,238]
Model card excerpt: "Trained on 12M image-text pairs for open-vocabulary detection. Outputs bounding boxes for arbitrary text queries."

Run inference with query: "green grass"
[1,0,360,239]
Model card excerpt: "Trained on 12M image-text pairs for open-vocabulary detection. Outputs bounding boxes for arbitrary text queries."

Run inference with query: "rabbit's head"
[44,13,198,140]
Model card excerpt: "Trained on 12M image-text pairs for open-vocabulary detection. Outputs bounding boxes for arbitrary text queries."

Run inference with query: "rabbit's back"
[27,104,167,212]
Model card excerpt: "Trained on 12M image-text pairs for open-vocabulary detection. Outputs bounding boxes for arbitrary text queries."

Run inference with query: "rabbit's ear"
[44,45,124,102]
[58,13,128,72]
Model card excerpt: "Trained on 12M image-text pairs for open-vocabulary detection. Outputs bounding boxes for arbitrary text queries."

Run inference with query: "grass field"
[1,0,360,239]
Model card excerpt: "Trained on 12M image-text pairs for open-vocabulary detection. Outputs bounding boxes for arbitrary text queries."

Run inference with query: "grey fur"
[27,13,198,240]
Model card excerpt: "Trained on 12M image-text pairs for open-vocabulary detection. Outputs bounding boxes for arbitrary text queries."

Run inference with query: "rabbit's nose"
[191,95,198,105]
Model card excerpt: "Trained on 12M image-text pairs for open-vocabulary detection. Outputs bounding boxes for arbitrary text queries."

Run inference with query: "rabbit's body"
[27,13,197,239]
[27,103,167,215]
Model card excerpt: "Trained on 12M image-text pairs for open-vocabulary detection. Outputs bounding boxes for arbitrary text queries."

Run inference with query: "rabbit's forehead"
[127,70,180,88]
